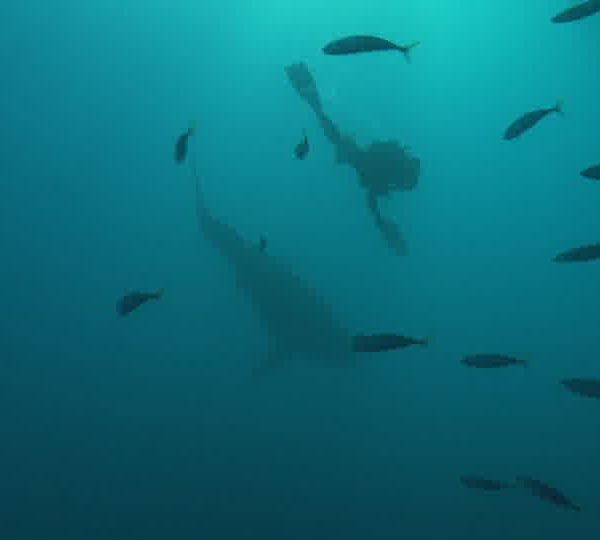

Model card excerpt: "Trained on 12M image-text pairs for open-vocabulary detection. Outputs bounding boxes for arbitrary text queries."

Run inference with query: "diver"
[284,62,420,255]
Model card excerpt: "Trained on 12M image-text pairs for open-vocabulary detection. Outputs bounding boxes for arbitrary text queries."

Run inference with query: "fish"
[517,477,581,512]
[552,0,600,23]
[460,476,514,491]
[503,99,563,140]
[462,354,527,368]
[117,290,163,316]
[553,243,600,263]
[190,166,429,378]
[353,334,430,352]
[561,378,600,399]
[580,164,600,180]
[323,36,420,62]
[295,132,309,160]
[174,121,196,163]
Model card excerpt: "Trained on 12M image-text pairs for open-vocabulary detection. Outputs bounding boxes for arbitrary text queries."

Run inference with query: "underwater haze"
[1,1,600,538]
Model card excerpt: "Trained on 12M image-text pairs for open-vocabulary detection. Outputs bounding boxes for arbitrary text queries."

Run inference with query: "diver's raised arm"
[285,62,324,114]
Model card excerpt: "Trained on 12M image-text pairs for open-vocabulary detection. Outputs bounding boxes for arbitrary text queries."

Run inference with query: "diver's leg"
[285,62,362,163]
[284,62,323,113]
[366,191,407,256]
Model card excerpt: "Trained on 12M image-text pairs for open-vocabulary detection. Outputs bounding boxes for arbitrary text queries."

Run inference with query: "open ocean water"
[1,1,600,539]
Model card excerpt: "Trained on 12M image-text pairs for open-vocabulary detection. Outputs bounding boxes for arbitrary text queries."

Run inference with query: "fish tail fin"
[400,41,420,63]
[188,119,197,135]
[554,98,565,115]
[151,288,164,300]
[421,336,434,346]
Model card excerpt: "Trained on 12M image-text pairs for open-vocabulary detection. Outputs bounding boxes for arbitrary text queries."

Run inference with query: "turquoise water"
[1,1,599,538]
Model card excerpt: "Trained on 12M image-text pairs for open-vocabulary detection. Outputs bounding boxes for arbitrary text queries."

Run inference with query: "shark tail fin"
[400,41,420,63]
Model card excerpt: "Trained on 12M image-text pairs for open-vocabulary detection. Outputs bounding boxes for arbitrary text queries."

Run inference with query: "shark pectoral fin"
[251,346,287,382]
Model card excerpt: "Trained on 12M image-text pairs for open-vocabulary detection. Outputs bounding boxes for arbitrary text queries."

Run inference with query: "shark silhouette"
[192,168,429,377]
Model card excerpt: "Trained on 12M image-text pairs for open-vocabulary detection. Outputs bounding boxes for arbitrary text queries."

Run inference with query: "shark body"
[193,170,427,376]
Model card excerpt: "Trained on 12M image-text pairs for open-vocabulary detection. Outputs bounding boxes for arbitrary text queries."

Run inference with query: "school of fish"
[114,4,600,517]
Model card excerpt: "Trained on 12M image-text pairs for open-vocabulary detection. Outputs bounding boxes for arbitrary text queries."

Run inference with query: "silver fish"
[323,35,420,62]
[552,0,600,23]
[554,243,600,263]
[460,476,514,491]
[462,354,527,368]
[562,378,600,399]
[517,477,581,512]
[503,100,563,140]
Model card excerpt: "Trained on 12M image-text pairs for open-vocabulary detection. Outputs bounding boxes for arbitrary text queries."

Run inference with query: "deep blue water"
[1,1,600,538]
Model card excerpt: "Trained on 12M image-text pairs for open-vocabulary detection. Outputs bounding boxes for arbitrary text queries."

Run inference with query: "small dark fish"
[561,378,600,399]
[553,243,600,263]
[174,121,196,163]
[259,236,267,253]
[503,99,563,140]
[295,132,309,160]
[117,290,163,316]
[323,35,420,62]
[517,477,581,512]
[552,0,600,23]
[580,164,600,180]
[460,476,514,491]
[462,354,527,368]
[353,334,431,353]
